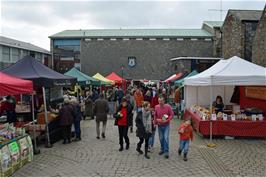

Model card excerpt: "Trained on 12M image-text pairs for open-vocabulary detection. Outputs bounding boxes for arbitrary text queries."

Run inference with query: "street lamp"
[121,65,125,93]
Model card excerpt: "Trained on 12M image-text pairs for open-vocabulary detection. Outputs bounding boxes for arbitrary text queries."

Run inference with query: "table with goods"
[0,123,33,177]
[184,105,266,137]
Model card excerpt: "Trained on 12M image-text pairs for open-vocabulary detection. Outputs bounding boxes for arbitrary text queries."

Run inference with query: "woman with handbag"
[135,101,152,159]
[114,97,133,151]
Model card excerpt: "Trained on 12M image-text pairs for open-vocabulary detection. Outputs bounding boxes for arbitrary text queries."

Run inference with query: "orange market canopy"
[106,72,125,83]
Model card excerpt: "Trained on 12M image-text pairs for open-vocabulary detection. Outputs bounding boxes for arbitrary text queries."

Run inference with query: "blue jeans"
[74,120,81,139]
[179,140,190,154]
[158,125,170,154]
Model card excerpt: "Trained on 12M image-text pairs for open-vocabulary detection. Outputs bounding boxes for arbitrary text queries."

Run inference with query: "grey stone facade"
[202,23,222,57]
[80,38,213,80]
[252,6,266,67]
[222,10,262,61]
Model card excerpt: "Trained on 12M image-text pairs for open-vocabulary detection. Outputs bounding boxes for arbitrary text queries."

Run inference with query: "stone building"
[50,21,223,80]
[202,21,223,57]
[0,36,51,70]
[252,5,266,67]
[222,10,262,61]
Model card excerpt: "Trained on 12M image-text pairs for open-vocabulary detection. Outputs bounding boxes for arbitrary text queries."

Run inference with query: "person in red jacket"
[178,119,193,161]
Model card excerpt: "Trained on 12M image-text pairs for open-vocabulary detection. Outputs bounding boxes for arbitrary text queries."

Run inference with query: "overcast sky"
[1,0,265,50]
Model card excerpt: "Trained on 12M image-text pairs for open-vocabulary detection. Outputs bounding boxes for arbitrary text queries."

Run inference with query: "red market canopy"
[106,72,125,83]
[164,73,183,83]
[0,72,33,96]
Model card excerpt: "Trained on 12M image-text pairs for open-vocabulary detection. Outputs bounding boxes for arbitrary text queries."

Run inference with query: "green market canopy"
[64,67,100,85]
[174,70,198,87]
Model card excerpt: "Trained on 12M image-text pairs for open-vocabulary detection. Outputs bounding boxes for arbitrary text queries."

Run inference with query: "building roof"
[0,36,50,55]
[203,21,224,28]
[49,29,213,38]
[228,9,263,21]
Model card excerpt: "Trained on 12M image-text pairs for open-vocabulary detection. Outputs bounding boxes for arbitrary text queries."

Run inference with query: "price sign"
[211,114,217,121]
[231,114,236,121]
[8,142,19,154]
[258,114,263,121]
[202,114,206,120]
[252,115,257,121]
[223,113,228,121]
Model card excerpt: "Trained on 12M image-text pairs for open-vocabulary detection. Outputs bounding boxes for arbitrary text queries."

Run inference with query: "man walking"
[94,94,109,139]
[154,96,174,159]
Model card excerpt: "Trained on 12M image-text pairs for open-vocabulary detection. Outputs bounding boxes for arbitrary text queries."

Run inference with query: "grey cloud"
[1,1,265,50]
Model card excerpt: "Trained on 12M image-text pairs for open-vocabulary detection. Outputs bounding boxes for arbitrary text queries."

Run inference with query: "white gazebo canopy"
[185,56,266,86]
[184,56,266,108]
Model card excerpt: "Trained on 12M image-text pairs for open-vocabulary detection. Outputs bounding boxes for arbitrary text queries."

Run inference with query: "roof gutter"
[170,57,223,61]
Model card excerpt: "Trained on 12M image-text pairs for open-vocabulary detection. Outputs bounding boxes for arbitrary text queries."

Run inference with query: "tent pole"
[207,77,216,148]
[196,86,198,105]
[42,87,52,148]
[31,94,40,154]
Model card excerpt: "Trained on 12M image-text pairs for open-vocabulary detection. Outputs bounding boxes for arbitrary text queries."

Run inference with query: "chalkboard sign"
[245,86,266,101]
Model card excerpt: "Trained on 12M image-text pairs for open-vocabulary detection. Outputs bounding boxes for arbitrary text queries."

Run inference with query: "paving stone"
[11,118,266,177]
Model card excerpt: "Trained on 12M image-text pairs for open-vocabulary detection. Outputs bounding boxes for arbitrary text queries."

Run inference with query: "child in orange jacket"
[178,119,193,161]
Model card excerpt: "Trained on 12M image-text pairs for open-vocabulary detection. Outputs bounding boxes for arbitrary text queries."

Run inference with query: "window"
[2,46,10,62]
[35,52,42,62]
[12,48,19,62]
[22,50,29,57]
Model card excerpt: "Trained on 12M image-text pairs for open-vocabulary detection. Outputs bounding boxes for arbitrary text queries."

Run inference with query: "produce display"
[0,123,33,177]
[190,105,264,121]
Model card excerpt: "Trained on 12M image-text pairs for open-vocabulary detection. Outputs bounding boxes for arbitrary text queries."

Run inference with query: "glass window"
[12,48,19,62]
[2,46,10,62]
[22,50,29,57]
[35,52,42,62]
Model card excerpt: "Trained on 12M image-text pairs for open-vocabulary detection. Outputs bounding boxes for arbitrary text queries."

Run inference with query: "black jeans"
[137,136,150,152]
[118,126,129,147]
[62,125,72,142]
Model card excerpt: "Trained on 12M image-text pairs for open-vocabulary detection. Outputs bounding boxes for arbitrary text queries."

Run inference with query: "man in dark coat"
[94,94,109,139]
[58,99,75,144]
[71,98,82,141]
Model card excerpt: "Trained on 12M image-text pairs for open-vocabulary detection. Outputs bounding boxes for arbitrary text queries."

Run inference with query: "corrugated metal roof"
[203,21,224,28]
[50,29,213,38]
[0,36,50,54]
[228,10,262,21]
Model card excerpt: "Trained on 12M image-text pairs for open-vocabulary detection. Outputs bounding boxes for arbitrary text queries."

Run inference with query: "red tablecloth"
[184,109,266,137]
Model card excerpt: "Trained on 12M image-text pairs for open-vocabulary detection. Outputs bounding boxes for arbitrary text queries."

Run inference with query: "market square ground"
[13,118,266,177]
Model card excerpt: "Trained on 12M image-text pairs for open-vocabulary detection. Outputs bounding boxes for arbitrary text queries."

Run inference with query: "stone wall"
[222,14,245,59]
[80,39,213,80]
[252,6,266,67]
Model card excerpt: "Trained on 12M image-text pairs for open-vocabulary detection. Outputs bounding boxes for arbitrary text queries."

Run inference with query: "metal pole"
[121,65,124,93]
[207,77,216,148]
[42,87,52,148]
[31,94,40,154]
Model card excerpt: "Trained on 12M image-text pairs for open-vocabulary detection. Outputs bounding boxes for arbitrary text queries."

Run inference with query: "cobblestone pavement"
[13,118,266,177]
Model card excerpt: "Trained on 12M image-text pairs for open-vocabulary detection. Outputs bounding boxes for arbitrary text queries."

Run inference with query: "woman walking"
[84,90,94,120]
[58,98,75,144]
[114,97,133,151]
[136,101,152,159]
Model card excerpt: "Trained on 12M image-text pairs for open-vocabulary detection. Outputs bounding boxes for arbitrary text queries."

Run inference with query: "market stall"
[64,67,100,86]
[93,73,114,85]
[106,72,125,84]
[2,56,76,146]
[184,56,266,138]
[0,72,34,176]
[163,73,184,83]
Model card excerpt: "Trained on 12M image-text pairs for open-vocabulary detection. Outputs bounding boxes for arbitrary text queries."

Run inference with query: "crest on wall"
[128,57,137,68]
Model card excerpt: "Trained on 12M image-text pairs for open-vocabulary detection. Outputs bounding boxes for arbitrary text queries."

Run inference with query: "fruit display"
[190,105,211,120]
[0,135,33,177]
[190,105,264,121]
